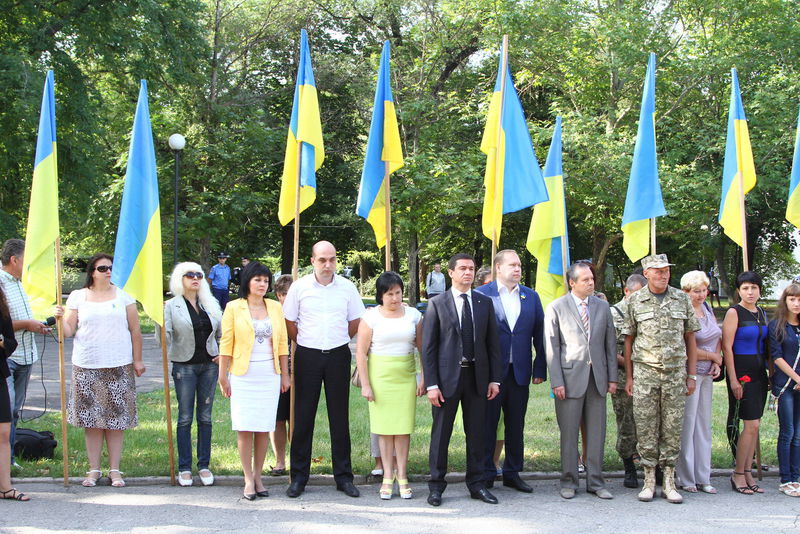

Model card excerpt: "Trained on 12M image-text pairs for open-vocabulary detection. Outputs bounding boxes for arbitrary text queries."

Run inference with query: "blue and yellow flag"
[786,106,800,228]
[112,80,163,325]
[526,117,569,309]
[622,53,665,263]
[278,29,324,226]
[719,68,756,247]
[356,41,404,249]
[481,44,548,244]
[22,70,59,318]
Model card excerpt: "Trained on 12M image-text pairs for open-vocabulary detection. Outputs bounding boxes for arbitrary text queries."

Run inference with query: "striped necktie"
[580,300,590,336]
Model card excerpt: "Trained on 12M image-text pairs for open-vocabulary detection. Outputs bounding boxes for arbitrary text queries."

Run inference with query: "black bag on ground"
[13,428,57,460]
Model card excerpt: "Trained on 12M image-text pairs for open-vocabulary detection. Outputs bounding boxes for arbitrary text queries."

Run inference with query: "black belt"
[460,360,474,368]
[301,344,349,355]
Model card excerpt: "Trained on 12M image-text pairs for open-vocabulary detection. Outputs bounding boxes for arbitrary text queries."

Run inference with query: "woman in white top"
[55,253,145,488]
[356,271,424,500]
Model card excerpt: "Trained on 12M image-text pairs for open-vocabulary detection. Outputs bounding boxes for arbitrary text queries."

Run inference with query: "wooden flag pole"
[54,237,69,486]
[561,232,569,293]
[289,141,302,442]
[159,322,176,485]
[491,35,509,280]
[650,218,657,255]
[384,162,391,272]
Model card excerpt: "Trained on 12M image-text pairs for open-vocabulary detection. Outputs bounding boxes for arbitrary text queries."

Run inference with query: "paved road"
[1,476,799,533]
[19,332,171,421]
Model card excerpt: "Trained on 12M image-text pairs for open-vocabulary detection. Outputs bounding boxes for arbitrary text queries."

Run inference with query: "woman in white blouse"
[55,253,145,488]
[356,271,424,500]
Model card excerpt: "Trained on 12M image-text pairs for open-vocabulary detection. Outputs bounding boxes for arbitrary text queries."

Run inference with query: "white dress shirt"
[450,287,474,328]
[570,292,590,339]
[498,283,521,332]
[282,273,365,350]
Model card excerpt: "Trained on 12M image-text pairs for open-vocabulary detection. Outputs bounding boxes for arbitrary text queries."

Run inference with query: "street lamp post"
[168,133,186,267]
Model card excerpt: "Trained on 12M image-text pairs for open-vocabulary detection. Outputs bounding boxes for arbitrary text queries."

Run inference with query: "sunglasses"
[184,272,204,280]
[95,265,112,273]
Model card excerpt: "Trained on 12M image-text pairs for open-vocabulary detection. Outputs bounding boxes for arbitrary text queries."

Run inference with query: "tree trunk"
[408,231,420,306]
[281,224,293,275]
[716,239,735,304]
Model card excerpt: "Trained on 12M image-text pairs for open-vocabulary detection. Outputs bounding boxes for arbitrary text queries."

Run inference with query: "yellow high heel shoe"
[379,478,393,500]
[398,478,413,499]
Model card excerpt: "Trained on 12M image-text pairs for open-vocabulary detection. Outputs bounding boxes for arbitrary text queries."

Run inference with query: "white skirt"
[229,360,280,432]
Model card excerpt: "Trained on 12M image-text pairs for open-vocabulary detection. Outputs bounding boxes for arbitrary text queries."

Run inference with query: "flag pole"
[650,218,657,255]
[738,175,749,272]
[159,322,176,485]
[560,232,568,293]
[384,162,391,272]
[491,34,509,279]
[289,142,302,442]
[54,237,69,486]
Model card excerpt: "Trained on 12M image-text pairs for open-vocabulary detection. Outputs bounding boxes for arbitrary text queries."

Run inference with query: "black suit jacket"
[422,290,502,398]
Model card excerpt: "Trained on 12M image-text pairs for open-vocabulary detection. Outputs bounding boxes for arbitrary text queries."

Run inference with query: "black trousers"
[483,365,529,480]
[429,366,487,492]
[289,344,353,485]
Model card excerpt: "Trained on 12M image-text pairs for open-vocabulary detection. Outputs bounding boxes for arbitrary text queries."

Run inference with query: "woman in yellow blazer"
[218,262,289,500]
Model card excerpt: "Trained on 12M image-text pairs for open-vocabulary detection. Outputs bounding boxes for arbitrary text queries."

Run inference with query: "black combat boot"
[623,457,639,488]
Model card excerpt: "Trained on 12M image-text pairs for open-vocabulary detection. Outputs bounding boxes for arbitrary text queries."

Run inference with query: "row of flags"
[18,33,800,320]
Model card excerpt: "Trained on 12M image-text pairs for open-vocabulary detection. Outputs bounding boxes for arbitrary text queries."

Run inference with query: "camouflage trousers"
[611,369,637,459]
[632,364,687,468]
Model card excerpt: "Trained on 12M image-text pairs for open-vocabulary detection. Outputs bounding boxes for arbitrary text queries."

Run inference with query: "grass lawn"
[21,375,778,478]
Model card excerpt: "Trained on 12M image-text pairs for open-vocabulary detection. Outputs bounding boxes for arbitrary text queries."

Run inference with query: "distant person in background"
[425,263,446,299]
[231,257,250,288]
[269,274,293,476]
[208,252,231,310]
[55,253,145,489]
[218,262,289,500]
[163,262,222,487]
[708,270,722,309]
[475,266,492,287]
[0,239,50,471]
[0,283,28,500]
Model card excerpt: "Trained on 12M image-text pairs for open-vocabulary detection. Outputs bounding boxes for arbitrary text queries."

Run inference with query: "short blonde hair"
[680,270,710,291]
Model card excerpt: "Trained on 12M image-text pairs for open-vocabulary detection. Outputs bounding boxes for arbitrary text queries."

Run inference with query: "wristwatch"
[687,374,698,381]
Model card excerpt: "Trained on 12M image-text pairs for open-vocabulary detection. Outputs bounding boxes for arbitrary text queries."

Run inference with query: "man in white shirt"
[283,241,365,498]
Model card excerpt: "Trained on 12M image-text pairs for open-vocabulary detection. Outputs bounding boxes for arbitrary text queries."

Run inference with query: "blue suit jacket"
[475,281,547,385]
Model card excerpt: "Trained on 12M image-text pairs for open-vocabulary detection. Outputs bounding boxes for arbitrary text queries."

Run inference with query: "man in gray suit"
[545,262,618,500]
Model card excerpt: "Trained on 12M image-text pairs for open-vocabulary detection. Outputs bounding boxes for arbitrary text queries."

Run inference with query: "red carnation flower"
[739,375,752,384]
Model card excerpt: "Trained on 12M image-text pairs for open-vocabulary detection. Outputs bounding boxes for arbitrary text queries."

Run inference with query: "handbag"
[350,367,361,388]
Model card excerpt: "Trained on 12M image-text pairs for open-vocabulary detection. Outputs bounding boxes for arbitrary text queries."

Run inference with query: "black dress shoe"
[286,481,305,498]
[427,490,443,506]
[503,476,533,493]
[242,493,257,501]
[336,481,360,498]
[470,487,499,504]
[256,489,269,498]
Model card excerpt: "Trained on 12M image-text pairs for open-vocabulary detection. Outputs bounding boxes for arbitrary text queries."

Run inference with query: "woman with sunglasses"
[218,262,289,500]
[55,253,145,488]
[163,262,222,487]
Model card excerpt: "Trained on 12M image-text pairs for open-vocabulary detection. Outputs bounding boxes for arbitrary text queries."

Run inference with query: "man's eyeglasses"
[184,272,204,280]
[95,265,112,273]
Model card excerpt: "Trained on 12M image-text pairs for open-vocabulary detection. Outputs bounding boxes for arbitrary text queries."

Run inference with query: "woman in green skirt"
[356,271,425,500]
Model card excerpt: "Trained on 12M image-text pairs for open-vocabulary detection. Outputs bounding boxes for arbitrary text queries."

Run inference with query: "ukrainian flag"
[719,68,756,247]
[111,80,163,325]
[22,70,59,318]
[622,53,665,263]
[481,43,548,245]
[526,117,569,309]
[356,41,404,249]
[786,106,800,229]
[278,29,324,226]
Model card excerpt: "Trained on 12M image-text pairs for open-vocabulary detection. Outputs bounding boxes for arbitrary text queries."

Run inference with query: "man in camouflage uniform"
[610,273,646,488]
[623,254,698,504]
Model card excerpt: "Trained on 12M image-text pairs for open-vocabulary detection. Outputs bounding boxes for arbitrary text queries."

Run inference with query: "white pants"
[676,373,713,487]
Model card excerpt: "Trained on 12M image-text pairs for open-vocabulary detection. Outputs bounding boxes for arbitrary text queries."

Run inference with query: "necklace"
[738,304,763,326]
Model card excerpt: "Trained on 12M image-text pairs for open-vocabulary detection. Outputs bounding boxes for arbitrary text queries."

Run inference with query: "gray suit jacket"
[162,297,221,362]
[544,294,617,398]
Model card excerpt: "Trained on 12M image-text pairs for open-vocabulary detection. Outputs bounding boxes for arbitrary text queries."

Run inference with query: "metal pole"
[173,150,180,267]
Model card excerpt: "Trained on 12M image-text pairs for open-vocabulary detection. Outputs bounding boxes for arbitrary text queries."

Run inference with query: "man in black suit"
[422,253,502,506]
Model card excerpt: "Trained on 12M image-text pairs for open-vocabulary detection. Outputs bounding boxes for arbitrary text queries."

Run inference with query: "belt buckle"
[320,349,331,354]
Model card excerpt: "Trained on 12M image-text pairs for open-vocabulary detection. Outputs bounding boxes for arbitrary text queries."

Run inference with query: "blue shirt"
[208,264,231,290]
[769,319,800,396]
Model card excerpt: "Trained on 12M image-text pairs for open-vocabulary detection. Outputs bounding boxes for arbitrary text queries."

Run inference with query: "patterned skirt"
[68,364,138,430]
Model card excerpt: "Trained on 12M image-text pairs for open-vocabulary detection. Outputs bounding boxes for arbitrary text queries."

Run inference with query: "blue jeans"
[6,360,33,464]
[777,388,800,483]
[172,362,219,471]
